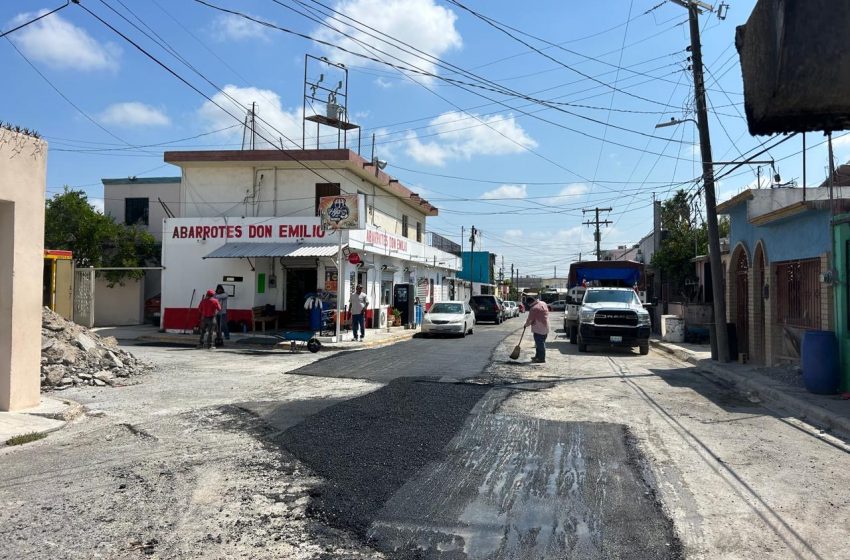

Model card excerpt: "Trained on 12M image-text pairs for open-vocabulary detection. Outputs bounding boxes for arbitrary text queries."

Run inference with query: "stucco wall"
[94,276,144,326]
[177,164,428,237]
[103,178,181,242]
[0,130,46,411]
[727,203,832,263]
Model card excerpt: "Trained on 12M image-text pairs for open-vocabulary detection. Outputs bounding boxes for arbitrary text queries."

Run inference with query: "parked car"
[421,301,475,337]
[577,287,651,355]
[469,295,504,324]
[547,300,567,312]
[503,301,518,318]
[144,293,161,326]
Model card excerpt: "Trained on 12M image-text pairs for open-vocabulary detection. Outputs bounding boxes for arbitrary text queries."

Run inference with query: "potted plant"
[391,308,402,327]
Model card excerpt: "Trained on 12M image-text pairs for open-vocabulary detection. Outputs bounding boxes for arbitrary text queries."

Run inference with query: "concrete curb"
[0,398,85,448]
[650,339,850,437]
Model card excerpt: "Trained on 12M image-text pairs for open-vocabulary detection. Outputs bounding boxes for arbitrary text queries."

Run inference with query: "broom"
[509,326,526,360]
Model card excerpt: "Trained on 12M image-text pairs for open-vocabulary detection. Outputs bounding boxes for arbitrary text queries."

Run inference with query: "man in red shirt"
[197,289,221,349]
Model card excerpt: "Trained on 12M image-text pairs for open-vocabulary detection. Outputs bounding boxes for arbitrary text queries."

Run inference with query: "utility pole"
[582,207,612,261]
[469,225,477,296]
[675,0,730,362]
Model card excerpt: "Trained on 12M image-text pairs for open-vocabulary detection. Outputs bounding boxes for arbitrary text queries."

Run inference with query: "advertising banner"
[318,194,365,231]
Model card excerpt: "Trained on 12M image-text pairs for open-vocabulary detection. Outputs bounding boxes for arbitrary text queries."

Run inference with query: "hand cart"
[276,330,322,353]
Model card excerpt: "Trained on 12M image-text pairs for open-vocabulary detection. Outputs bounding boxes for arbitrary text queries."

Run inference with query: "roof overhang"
[716,190,754,214]
[203,242,340,259]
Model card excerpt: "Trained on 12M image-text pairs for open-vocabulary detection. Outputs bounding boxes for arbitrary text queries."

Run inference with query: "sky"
[3,0,848,279]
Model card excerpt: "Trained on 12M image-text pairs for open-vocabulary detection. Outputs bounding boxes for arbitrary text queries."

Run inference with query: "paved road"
[252,321,683,559]
[2,320,847,559]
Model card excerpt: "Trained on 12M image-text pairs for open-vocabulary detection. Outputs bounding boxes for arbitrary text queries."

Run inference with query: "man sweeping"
[524,295,550,363]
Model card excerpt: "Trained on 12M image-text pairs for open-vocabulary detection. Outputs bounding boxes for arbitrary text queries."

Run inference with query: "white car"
[421,301,475,337]
[503,301,518,318]
[547,300,567,312]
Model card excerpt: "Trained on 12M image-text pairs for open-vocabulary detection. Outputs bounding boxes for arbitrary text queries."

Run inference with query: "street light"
[655,117,698,129]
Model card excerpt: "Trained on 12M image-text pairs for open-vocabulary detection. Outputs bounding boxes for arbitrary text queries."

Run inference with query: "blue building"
[458,251,496,294]
[717,186,850,367]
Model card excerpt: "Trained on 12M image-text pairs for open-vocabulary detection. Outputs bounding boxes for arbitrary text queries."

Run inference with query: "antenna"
[302,54,360,151]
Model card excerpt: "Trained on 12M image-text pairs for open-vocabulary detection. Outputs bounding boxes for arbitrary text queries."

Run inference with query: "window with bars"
[315,183,340,215]
[775,258,821,329]
[125,198,149,226]
[402,215,409,237]
[416,221,422,243]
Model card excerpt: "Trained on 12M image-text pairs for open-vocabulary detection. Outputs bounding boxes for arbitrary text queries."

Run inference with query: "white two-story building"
[158,148,462,333]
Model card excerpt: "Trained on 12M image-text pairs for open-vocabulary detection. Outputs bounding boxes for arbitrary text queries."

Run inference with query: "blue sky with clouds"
[3,0,845,277]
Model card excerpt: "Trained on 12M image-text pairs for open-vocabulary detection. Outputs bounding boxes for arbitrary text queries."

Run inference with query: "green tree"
[45,188,159,284]
[651,189,729,299]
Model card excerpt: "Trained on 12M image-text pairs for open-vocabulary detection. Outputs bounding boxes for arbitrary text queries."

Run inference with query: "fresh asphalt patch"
[275,377,490,536]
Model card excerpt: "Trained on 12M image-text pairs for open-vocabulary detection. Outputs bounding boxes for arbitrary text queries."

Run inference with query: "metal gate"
[73,267,96,328]
[775,259,821,328]
[735,251,749,357]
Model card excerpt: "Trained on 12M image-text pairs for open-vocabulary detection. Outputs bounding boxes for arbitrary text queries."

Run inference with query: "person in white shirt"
[349,285,369,341]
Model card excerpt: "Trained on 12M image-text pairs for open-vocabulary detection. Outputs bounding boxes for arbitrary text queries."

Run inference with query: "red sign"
[348,252,362,265]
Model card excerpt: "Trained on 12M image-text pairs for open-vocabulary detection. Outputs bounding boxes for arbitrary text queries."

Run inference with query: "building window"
[125,198,149,226]
[315,183,340,215]
[402,215,409,237]
[416,221,422,243]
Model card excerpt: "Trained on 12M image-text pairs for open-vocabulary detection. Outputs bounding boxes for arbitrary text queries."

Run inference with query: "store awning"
[203,242,340,259]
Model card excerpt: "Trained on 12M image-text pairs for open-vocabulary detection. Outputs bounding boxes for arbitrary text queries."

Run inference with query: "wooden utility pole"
[582,207,612,260]
[675,0,730,362]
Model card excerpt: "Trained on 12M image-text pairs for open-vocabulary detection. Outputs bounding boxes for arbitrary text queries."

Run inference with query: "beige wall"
[103,179,181,242]
[94,276,144,326]
[0,130,47,411]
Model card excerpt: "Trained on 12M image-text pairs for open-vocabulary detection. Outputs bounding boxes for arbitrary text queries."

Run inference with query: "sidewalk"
[93,324,419,351]
[651,338,850,437]
[0,397,84,447]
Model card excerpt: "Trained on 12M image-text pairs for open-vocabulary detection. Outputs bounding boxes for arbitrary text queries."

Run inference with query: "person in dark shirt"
[198,290,221,349]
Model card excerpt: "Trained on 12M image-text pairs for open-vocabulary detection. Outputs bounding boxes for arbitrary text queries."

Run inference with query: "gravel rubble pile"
[40,307,149,390]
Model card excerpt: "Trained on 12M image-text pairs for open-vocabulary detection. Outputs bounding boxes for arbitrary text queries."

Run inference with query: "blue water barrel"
[801,330,840,394]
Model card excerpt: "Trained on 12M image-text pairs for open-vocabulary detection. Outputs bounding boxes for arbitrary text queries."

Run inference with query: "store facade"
[160,218,460,332]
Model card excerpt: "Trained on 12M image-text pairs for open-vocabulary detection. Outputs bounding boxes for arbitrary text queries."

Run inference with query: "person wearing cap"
[197,289,221,349]
[349,284,369,341]
[524,294,550,363]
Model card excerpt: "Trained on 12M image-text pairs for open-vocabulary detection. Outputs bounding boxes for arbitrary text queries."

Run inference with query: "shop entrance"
[285,268,317,327]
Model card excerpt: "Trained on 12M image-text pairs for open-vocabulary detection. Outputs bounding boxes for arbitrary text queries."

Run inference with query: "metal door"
[73,267,95,328]
[54,259,74,320]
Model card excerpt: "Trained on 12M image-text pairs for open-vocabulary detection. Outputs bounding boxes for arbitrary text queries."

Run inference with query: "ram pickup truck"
[576,287,651,355]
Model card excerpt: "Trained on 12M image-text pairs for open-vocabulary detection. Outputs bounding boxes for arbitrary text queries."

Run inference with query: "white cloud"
[9,11,120,71]
[546,183,589,204]
[405,111,537,166]
[197,85,302,148]
[90,197,105,214]
[481,184,527,200]
[210,13,272,42]
[313,0,461,80]
[99,102,170,127]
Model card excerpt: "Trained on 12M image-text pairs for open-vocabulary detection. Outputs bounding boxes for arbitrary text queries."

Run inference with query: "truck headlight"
[637,313,650,326]
[579,309,595,323]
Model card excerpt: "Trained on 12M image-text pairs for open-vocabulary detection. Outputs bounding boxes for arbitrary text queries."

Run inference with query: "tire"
[578,336,588,353]
[569,326,577,345]
[469,326,474,335]
[639,342,649,355]
[307,338,322,353]
[461,324,467,338]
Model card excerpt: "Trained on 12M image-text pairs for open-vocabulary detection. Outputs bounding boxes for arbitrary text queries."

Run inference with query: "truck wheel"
[639,342,649,355]
[578,337,588,353]
[569,326,577,345]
